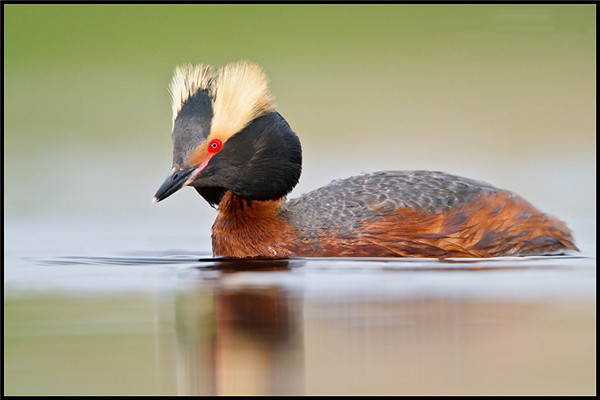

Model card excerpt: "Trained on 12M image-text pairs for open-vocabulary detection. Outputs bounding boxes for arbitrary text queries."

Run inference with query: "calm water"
[4,219,596,395]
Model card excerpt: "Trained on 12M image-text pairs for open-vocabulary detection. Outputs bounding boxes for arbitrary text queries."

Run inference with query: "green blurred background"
[4,3,597,250]
[4,4,596,227]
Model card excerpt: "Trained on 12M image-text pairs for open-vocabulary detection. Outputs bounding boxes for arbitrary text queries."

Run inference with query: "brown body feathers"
[211,172,577,258]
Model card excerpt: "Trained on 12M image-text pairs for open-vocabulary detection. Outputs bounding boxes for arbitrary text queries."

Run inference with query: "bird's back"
[284,171,497,238]
[282,171,577,257]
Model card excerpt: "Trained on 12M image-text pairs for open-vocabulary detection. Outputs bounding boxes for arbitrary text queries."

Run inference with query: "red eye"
[208,139,222,154]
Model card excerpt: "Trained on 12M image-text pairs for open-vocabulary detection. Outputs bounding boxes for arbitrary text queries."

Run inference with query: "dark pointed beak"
[153,166,196,203]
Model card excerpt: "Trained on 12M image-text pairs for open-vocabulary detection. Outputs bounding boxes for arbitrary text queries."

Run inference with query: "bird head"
[153,61,302,207]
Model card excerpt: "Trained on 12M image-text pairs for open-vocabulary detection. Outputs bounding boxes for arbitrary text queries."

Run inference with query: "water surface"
[4,236,596,395]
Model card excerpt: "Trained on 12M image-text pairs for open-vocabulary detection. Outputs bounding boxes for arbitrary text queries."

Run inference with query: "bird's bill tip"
[153,166,195,203]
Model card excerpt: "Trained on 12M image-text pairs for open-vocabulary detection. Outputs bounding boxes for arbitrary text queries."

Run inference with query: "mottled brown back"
[281,171,577,257]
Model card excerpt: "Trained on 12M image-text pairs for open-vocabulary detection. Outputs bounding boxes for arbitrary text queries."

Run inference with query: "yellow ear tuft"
[210,61,275,141]
[168,64,214,126]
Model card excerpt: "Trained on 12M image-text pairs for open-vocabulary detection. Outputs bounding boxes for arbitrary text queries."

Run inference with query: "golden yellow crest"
[168,61,275,142]
[209,61,275,142]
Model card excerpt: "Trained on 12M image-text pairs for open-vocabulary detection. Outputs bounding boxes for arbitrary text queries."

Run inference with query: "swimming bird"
[153,61,578,258]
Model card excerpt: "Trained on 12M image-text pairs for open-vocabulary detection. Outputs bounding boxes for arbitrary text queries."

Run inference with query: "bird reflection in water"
[173,258,304,396]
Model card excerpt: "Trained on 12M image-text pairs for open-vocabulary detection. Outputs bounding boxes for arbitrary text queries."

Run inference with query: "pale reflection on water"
[6,255,593,395]
[175,262,305,395]
[170,257,595,396]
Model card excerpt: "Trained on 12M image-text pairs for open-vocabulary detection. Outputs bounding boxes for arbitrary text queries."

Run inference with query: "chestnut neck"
[211,191,297,258]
